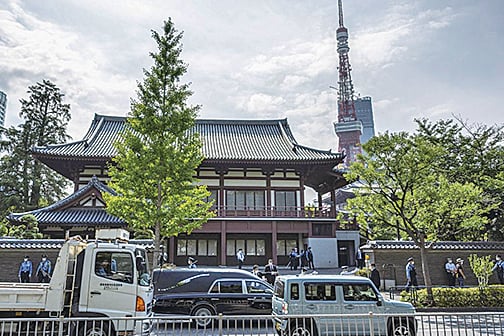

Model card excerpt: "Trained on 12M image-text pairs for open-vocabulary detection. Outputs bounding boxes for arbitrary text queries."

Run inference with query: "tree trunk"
[153,222,161,270]
[418,234,434,305]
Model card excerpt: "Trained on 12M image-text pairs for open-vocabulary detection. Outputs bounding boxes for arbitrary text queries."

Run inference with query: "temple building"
[8,114,360,267]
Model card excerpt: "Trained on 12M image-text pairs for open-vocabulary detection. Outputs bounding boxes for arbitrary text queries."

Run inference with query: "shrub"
[401,286,504,308]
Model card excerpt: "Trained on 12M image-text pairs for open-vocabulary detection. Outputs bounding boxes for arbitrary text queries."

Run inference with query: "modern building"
[8,114,361,268]
[0,91,6,127]
[354,96,375,145]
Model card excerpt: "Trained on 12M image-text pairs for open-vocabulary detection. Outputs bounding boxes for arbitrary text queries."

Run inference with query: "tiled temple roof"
[362,240,504,250]
[32,114,342,162]
[7,176,125,227]
[0,238,153,249]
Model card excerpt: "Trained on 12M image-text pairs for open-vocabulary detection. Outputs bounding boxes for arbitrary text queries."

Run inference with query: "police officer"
[18,255,33,283]
[36,254,52,283]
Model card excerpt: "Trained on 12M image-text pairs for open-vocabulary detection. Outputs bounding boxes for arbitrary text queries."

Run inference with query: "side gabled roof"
[361,240,504,250]
[7,176,124,227]
[31,114,342,163]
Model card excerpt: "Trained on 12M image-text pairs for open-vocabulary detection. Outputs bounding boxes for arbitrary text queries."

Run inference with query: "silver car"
[272,274,416,336]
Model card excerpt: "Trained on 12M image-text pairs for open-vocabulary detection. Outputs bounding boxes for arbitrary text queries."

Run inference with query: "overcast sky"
[1,0,503,152]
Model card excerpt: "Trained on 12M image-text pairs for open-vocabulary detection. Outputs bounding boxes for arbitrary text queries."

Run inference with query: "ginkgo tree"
[104,19,214,268]
[343,131,493,304]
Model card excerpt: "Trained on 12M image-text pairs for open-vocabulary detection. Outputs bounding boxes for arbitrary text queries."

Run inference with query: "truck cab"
[0,229,153,335]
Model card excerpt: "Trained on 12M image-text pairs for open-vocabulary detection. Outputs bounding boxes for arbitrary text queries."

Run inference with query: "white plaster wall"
[305,238,338,268]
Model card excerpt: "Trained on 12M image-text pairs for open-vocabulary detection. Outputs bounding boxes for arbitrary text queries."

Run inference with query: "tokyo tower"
[333,0,362,167]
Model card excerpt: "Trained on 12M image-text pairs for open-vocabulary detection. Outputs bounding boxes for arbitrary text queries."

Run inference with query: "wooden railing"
[212,205,336,219]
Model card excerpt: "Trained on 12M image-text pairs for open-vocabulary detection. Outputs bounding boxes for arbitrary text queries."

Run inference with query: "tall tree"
[0,80,71,221]
[104,19,214,268]
[343,132,493,304]
[416,118,504,240]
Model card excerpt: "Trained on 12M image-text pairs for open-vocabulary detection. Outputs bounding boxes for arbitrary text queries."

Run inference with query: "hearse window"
[211,280,243,294]
[304,282,336,301]
[246,280,271,294]
[342,283,378,302]
[290,283,299,300]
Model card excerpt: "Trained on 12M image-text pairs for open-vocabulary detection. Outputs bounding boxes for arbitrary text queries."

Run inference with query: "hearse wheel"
[191,304,216,328]
[289,319,317,336]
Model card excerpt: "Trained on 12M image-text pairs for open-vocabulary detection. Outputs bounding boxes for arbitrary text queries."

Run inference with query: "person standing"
[187,257,197,268]
[36,254,52,283]
[18,255,33,283]
[355,249,364,269]
[369,263,381,290]
[405,257,417,293]
[491,255,504,284]
[445,258,456,287]
[289,248,299,270]
[306,247,315,270]
[264,258,278,285]
[299,249,307,269]
[252,264,264,279]
[455,258,466,287]
[236,248,245,269]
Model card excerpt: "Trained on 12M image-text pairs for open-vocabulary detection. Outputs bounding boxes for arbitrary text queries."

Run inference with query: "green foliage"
[343,130,493,303]
[0,80,71,223]
[468,254,494,288]
[344,132,490,243]
[401,286,504,308]
[1,214,43,239]
[104,19,214,267]
[416,118,504,240]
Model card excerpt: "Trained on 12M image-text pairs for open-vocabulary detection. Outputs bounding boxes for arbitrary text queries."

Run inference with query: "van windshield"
[274,279,284,297]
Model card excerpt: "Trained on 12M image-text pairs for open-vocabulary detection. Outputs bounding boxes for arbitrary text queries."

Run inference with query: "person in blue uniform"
[18,255,33,283]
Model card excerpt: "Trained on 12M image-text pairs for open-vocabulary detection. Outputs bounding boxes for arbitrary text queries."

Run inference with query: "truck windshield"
[135,248,151,287]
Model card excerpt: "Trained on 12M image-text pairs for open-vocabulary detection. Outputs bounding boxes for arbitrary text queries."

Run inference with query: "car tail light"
[282,302,288,314]
[136,296,146,312]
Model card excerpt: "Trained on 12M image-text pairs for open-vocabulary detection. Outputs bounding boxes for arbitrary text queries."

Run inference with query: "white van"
[272,274,416,336]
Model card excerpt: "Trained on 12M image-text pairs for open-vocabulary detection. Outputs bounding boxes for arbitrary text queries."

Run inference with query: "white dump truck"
[0,229,153,335]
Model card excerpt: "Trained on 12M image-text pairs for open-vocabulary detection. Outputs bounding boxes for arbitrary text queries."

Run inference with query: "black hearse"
[152,268,273,327]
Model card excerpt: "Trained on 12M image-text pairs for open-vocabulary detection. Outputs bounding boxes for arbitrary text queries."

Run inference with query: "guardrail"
[0,312,503,336]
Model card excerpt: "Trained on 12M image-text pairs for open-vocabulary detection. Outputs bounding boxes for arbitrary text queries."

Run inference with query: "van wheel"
[191,304,216,328]
[289,319,317,336]
[388,318,415,336]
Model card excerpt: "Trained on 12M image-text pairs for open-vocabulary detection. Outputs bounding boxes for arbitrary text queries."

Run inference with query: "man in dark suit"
[369,263,380,290]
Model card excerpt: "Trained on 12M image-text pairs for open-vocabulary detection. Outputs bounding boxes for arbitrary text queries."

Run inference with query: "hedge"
[400,286,504,308]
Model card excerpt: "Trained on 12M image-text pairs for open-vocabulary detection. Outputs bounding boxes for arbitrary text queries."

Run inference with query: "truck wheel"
[191,304,216,328]
[71,320,114,336]
[289,319,317,336]
[388,318,415,336]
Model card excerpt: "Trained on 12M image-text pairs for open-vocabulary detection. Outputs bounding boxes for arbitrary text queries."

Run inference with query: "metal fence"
[0,312,503,336]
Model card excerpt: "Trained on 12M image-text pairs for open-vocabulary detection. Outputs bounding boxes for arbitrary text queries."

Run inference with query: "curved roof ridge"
[7,176,115,220]
[83,114,106,147]
[198,118,288,125]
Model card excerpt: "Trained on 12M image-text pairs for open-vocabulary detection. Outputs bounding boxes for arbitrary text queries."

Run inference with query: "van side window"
[290,283,299,300]
[304,283,336,301]
[342,283,378,301]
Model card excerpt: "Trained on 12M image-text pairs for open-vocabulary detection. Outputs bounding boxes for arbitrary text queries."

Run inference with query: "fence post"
[57,316,64,336]
[368,312,374,336]
[218,313,223,336]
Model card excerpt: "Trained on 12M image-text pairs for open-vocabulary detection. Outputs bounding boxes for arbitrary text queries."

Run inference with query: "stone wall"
[364,248,502,288]
[0,250,60,283]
